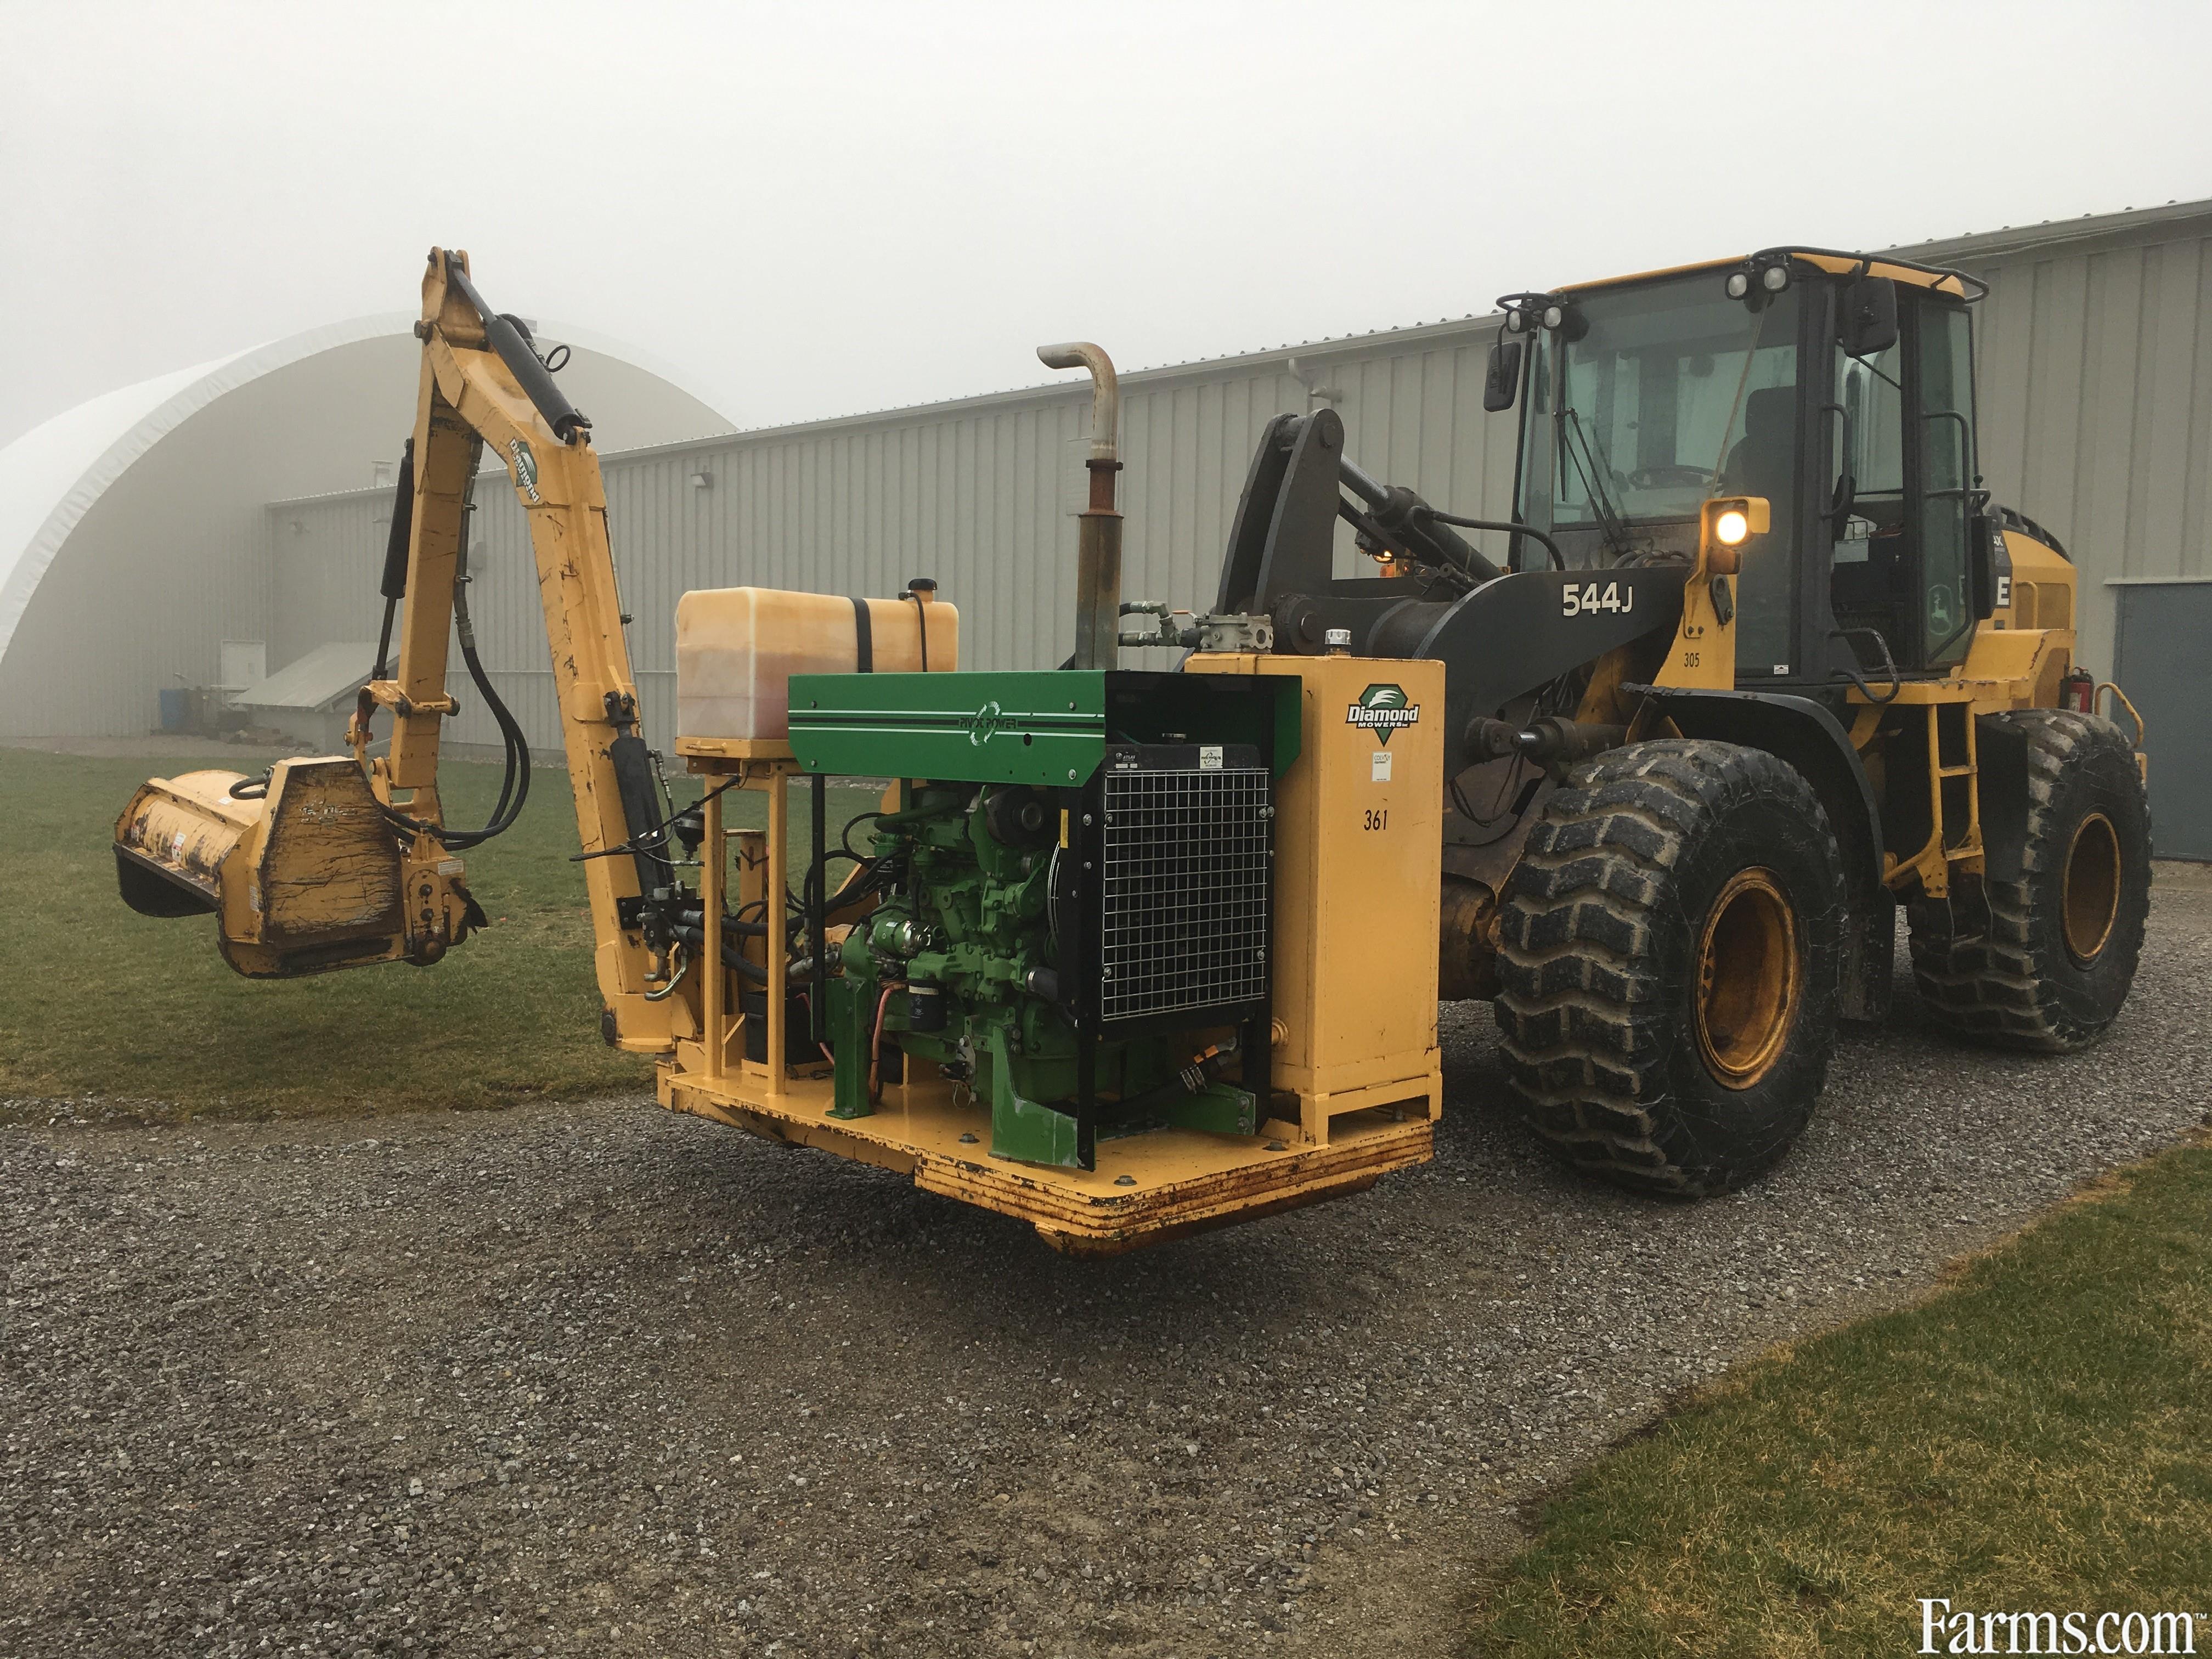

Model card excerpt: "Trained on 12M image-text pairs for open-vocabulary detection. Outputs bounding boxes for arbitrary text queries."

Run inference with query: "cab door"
[1913,302,1979,668]
[1824,286,1980,678]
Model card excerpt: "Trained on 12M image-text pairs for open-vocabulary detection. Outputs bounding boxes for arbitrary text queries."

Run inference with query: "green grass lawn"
[0,746,881,1122]
[1465,1139,2212,1656]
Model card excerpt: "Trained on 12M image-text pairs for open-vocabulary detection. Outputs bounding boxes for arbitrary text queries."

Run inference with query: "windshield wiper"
[1559,407,1633,561]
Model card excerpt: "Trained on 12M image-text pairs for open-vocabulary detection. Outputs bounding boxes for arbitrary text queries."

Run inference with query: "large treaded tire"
[1494,740,1846,1198]
[1909,709,2150,1052]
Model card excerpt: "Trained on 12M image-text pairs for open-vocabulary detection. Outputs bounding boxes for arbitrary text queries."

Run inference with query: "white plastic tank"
[674,586,959,742]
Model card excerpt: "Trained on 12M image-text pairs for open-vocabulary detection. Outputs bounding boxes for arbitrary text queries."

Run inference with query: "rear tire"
[1494,740,1846,1197]
[1908,709,2149,1052]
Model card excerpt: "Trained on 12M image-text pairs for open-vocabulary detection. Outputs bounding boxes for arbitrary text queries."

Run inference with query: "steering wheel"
[1627,465,1711,489]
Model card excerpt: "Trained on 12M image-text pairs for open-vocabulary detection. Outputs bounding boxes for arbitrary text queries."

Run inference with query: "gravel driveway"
[6,877,2209,1659]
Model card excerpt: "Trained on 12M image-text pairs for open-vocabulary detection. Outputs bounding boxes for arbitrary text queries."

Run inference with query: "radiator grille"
[1099,764,1271,1023]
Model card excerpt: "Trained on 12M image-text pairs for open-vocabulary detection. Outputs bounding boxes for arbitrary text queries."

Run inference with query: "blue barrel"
[158,688,188,732]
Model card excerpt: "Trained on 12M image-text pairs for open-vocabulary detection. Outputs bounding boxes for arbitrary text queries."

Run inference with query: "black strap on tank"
[850,596,873,672]
[902,578,937,672]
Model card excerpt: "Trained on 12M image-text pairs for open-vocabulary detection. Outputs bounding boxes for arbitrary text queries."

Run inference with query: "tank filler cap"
[1324,627,1352,655]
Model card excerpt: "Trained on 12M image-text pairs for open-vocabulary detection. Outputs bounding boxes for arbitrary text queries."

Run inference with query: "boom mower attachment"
[115,758,480,977]
[111,249,661,1046]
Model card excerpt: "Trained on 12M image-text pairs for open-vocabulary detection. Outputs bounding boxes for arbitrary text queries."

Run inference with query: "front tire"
[1909,709,2150,1052]
[1494,740,1846,1197]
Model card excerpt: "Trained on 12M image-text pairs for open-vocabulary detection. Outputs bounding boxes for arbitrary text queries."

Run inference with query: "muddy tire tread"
[1908,709,2148,1052]
[1496,740,1841,1197]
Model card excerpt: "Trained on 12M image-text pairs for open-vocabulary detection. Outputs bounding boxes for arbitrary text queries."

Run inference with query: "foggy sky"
[5,0,2208,452]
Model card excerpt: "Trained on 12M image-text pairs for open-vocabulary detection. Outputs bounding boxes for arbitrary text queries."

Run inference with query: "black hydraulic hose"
[438,564,534,843]
[1423,510,1567,572]
[676,909,801,941]
[571,776,744,867]
[372,544,532,850]
[450,644,533,841]
[1119,1050,1232,1118]
[1337,458,1504,582]
[358,423,531,851]
[670,923,771,984]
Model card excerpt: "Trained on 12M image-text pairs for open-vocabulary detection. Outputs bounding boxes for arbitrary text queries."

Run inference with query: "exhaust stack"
[1037,342,1122,670]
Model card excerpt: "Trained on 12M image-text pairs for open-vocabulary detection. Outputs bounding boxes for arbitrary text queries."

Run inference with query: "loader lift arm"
[114,249,680,1051]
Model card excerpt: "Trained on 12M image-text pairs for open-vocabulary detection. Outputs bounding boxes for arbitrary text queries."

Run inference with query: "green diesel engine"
[794,668,1297,1172]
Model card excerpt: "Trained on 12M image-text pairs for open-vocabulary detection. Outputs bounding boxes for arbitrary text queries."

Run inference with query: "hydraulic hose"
[1337,458,1506,582]
[669,923,771,984]
[370,501,532,850]
[1119,1047,1233,1117]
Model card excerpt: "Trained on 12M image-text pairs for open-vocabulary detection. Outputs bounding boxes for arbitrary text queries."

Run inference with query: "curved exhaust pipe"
[1037,342,1122,671]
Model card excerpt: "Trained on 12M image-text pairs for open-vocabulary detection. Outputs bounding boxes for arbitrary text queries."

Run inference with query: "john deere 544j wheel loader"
[115,245,2149,1248]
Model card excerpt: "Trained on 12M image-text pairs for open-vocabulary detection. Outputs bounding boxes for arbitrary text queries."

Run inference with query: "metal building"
[249,201,2212,755]
[0,315,735,740]
[12,201,2210,845]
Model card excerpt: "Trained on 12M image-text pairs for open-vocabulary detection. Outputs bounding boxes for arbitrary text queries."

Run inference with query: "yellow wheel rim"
[2062,811,2121,964]
[1694,868,1801,1090]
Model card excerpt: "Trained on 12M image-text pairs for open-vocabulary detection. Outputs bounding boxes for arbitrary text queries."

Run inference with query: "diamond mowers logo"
[1347,682,1419,746]
[507,438,541,504]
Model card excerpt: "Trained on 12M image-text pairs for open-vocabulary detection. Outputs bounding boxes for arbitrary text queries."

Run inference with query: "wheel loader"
[113,245,2151,1250]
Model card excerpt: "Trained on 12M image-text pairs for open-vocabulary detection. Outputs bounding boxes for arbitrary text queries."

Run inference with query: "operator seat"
[1722,385,1797,506]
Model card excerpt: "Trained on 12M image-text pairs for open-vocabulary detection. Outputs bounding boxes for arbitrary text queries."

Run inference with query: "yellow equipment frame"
[115,249,1446,1254]
[656,731,1440,1255]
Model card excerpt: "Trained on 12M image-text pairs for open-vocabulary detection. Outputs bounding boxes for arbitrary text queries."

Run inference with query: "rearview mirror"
[1839,276,1899,359]
[1483,340,1523,412]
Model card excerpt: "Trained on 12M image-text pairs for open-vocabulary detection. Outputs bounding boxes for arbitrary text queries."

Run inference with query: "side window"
[1827,294,1977,675]
[1917,304,1976,666]
[1836,341,1906,555]
[1713,303,1801,678]
[1828,335,1908,669]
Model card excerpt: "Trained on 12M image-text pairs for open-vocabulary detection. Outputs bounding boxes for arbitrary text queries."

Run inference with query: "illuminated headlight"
[1726,271,1750,299]
[1761,264,1790,292]
[1542,304,1565,330]
[1715,508,1752,545]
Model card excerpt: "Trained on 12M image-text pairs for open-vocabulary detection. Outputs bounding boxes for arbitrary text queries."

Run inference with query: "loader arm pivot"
[114,249,676,1050]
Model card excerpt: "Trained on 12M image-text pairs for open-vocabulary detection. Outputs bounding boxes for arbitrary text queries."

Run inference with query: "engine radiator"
[1096,746,1273,1025]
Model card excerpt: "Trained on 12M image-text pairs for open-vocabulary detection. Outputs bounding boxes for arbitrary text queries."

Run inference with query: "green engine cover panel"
[788,670,1108,786]
[788,667,1301,786]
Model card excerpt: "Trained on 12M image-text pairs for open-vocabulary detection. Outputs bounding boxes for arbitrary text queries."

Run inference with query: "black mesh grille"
[1098,764,1271,1023]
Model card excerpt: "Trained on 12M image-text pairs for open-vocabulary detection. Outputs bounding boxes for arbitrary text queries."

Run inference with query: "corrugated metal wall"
[261,204,2212,753]
[269,329,1531,751]
[1947,213,2212,680]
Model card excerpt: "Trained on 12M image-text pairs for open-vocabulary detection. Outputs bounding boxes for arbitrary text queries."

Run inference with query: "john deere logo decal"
[1347,682,1419,745]
[967,699,1006,747]
[507,438,541,504]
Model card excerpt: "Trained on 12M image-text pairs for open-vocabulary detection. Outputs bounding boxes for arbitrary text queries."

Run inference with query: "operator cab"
[1497,249,1993,693]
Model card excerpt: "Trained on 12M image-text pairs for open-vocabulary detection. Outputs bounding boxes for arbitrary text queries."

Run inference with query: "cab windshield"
[1517,273,1801,543]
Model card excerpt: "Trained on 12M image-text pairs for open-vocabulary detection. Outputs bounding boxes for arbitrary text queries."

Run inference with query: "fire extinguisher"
[2060,668,2096,713]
